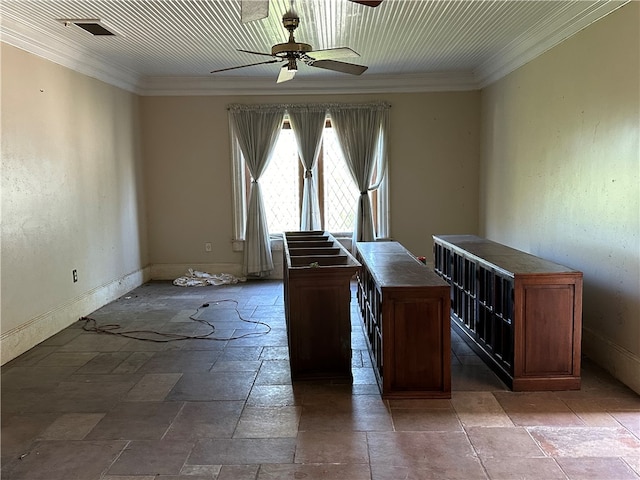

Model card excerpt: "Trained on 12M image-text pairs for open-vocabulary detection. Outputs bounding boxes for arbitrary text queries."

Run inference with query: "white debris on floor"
[173,269,245,287]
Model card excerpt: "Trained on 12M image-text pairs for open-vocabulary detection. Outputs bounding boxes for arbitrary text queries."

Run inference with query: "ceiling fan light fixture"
[277,64,297,83]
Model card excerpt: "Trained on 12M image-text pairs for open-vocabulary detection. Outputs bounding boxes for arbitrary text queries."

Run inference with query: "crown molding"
[475,0,629,88]
[0,13,141,94]
[136,71,480,96]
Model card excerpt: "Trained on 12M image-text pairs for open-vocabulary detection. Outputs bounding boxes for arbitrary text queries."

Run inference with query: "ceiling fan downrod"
[271,12,312,57]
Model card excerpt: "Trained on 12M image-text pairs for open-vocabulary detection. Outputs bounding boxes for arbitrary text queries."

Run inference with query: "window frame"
[230,113,389,246]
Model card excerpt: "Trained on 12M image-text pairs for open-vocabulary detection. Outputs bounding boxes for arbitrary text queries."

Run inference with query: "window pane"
[323,128,359,233]
[260,129,300,233]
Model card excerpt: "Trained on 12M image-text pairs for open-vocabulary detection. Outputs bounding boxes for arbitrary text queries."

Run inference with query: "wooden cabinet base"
[286,275,355,381]
[434,234,583,392]
[356,241,451,399]
[283,231,360,381]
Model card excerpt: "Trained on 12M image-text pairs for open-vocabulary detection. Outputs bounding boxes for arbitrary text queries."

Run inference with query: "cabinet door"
[476,266,493,343]
[288,280,352,379]
[385,296,449,392]
[516,281,577,377]
[492,275,514,373]
[463,258,477,331]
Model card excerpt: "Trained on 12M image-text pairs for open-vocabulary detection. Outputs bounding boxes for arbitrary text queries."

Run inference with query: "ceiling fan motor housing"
[271,41,312,56]
[272,12,312,57]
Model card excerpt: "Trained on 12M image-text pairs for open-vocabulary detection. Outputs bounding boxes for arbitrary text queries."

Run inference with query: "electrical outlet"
[205,242,212,252]
[72,269,78,283]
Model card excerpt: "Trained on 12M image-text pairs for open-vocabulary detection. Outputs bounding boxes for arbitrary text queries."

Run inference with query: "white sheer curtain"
[288,106,327,231]
[328,103,390,245]
[229,106,285,277]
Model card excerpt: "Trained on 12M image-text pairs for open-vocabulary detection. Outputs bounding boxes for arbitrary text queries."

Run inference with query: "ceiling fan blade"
[277,65,297,83]
[309,59,368,76]
[348,0,383,6]
[211,59,280,74]
[238,48,275,58]
[241,0,269,23]
[305,47,359,61]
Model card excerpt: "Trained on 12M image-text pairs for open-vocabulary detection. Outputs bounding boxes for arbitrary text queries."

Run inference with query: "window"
[259,120,362,235]
[260,127,301,233]
[322,126,363,232]
[230,108,389,246]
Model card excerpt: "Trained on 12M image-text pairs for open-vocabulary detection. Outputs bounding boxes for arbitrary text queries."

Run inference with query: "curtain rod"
[227,101,391,111]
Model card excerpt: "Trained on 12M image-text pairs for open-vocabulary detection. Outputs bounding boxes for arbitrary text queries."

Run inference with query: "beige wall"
[1,44,149,363]
[479,3,639,392]
[140,91,480,277]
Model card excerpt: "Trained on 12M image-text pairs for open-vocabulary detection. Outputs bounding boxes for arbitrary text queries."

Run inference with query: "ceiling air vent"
[58,19,117,36]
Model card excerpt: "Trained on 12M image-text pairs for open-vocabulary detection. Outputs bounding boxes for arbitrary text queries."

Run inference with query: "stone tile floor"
[1,280,639,479]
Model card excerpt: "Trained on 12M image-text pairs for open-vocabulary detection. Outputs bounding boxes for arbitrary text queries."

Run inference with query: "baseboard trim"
[1,267,150,365]
[582,326,640,395]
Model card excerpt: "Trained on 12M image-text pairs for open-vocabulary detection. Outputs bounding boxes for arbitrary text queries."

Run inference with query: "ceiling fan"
[240,0,383,24]
[211,11,368,83]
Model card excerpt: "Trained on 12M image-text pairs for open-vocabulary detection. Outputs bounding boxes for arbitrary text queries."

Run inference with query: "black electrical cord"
[80,298,271,342]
